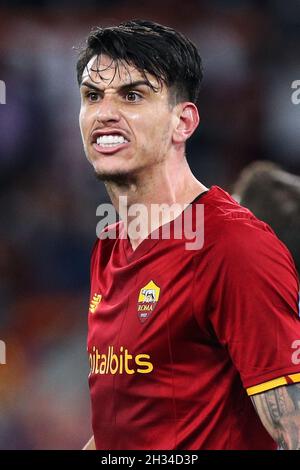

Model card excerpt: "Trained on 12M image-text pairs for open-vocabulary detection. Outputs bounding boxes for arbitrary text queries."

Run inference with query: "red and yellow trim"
[246,373,300,396]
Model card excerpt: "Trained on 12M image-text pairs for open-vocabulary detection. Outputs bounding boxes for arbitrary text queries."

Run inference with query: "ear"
[172,103,200,144]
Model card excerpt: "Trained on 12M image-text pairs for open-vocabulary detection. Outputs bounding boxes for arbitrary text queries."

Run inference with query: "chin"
[94,166,138,185]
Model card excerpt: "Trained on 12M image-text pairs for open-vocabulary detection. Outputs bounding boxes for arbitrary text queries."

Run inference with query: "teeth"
[96,134,128,146]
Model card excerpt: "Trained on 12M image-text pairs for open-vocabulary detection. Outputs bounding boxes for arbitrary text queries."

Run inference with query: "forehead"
[81,54,159,89]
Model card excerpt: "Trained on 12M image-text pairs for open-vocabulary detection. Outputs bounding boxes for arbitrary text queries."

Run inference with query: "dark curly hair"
[76,19,203,105]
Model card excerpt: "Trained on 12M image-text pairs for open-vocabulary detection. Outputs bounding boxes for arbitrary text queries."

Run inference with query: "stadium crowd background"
[0,0,299,449]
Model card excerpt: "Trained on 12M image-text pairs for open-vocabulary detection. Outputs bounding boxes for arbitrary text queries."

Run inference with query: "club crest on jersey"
[137,280,160,323]
[89,293,102,313]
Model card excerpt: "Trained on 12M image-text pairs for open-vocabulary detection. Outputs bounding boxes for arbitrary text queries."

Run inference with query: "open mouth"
[92,132,130,154]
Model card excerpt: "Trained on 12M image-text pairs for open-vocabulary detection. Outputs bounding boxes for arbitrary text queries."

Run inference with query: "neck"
[104,157,208,251]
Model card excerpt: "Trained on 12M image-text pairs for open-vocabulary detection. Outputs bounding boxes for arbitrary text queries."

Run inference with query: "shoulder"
[200,185,287,256]
[212,211,295,284]
[194,186,297,285]
[201,185,264,231]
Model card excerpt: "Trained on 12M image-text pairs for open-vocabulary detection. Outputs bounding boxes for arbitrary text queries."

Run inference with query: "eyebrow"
[80,80,153,93]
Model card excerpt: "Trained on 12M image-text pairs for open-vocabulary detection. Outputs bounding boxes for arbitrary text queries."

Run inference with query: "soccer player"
[77,20,300,450]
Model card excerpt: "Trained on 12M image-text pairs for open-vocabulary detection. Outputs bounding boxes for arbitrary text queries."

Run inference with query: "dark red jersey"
[87,186,300,449]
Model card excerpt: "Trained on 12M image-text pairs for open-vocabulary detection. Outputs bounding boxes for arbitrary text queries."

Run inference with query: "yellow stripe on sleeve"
[246,372,300,396]
[288,373,300,383]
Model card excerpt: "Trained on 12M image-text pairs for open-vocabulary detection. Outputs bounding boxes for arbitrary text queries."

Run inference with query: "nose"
[95,95,121,125]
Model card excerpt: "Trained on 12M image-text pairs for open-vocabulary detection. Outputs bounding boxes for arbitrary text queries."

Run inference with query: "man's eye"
[125,91,142,102]
[87,92,99,102]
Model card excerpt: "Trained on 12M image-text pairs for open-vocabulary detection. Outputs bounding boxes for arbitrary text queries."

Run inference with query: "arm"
[82,435,96,450]
[251,383,300,449]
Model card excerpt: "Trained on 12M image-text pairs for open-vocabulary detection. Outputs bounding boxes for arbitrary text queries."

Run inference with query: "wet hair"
[233,160,300,274]
[76,19,203,105]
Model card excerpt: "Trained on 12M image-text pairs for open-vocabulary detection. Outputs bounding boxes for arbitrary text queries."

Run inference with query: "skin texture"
[251,383,300,449]
[79,54,208,249]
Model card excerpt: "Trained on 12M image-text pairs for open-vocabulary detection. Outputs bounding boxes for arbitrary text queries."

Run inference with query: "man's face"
[79,54,177,181]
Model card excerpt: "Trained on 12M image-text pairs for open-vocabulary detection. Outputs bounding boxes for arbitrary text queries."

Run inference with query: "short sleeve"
[194,218,300,395]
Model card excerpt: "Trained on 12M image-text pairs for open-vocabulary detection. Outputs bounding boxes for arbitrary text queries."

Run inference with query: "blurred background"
[0,0,299,449]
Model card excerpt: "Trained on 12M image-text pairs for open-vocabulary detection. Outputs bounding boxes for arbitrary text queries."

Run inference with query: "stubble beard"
[88,146,140,187]
[94,169,138,187]
[91,142,167,188]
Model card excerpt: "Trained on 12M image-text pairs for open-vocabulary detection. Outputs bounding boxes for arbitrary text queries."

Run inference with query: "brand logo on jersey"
[88,345,154,375]
[89,293,102,313]
[137,280,160,323]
